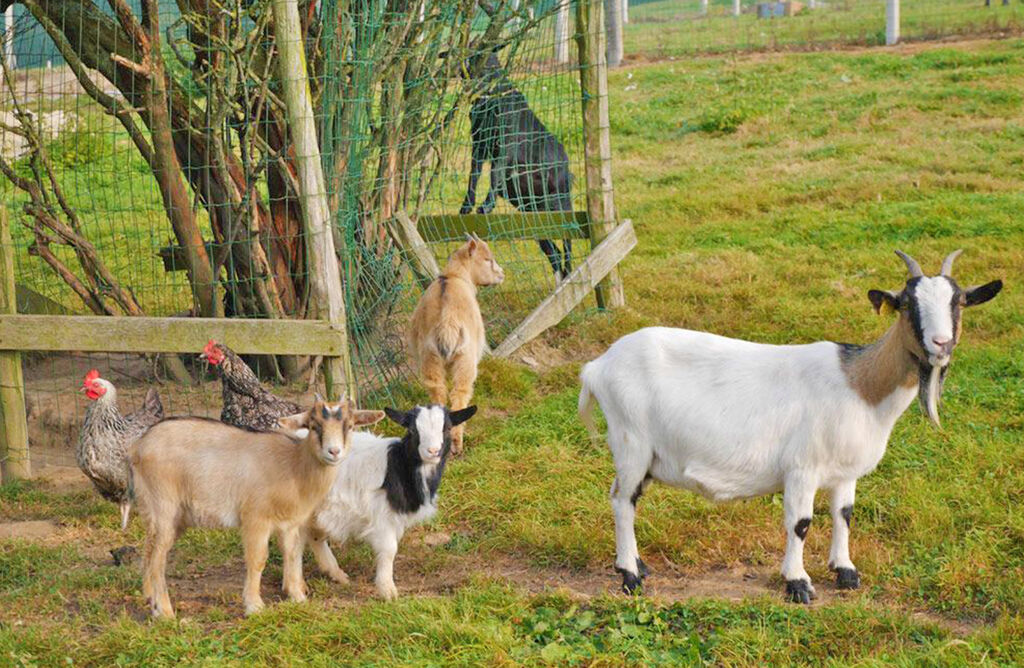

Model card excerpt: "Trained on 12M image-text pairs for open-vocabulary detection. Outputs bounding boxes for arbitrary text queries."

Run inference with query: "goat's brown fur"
[409,237,503,452]
[130,401,383,618]
[841,317,921,405]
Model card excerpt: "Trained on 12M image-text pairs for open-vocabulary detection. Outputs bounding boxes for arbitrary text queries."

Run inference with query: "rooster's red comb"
[83,369,100,385]
[203,340,218,354]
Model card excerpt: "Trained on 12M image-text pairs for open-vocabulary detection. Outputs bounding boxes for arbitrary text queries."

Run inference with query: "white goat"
[305,404,477,600]
[130,398,384,617]
[578,250,1002,602]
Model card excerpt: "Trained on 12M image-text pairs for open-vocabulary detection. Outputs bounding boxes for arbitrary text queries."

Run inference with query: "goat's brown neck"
[841,318,919,405]
[441,260,478,293]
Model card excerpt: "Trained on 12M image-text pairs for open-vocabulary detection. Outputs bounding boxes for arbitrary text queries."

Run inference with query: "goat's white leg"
[306,528,349,584]
[370,529,400,601]
[279,526,308,603]
[781,471,817,604]
[828,479,859,590]
[610,443,653,594]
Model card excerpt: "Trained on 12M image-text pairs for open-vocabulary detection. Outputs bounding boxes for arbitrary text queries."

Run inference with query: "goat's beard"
[917,362,948,428]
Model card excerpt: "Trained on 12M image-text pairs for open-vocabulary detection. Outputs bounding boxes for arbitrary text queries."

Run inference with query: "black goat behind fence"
[460,53,574,280]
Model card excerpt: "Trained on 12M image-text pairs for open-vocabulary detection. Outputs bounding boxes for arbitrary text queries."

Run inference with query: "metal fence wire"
[0,0,594,468]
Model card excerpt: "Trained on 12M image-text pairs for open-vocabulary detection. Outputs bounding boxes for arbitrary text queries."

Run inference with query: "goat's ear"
[449,405,478,427]
[964,280,1002,307]
[274,412,310,440]
[868,289,901,315]
[384,407,411,427]
[354,410,385,427]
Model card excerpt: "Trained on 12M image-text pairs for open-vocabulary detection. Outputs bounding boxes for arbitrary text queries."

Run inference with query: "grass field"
[624,0,1024,57]
[3,37,1024,665]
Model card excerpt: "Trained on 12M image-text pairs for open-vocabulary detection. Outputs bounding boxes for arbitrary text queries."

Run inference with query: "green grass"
[624,0,1024,58]
[4,37,1024,665]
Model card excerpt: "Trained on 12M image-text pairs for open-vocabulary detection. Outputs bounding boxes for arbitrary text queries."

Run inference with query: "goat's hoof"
[377,582,399,601]
[616,560,646,595]
[459,206,472,215]
[244,600,266,616]
[834,567,860,590]
[327,568,350,585]
[785,579,815,604]
[476,206,493,215]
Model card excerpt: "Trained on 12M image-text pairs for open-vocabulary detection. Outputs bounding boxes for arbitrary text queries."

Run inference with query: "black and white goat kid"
[460,52,573,281]
[305,404,477,599]
[578,250,1002,603]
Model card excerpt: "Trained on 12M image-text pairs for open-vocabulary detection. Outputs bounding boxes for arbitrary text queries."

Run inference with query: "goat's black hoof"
[785,579,815,604]
[835,567,860,590]
[637,557,651,578]
[476,205,494,215]
[458,206,472,215]
[617,569,643,595]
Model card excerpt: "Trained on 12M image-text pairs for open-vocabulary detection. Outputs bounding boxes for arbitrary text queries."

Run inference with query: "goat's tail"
[434,322,465,362]
[578,361,602,446]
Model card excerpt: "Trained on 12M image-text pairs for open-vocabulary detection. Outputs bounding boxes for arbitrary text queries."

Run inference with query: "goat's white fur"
[306,429,441,601]
[578,327,918,595]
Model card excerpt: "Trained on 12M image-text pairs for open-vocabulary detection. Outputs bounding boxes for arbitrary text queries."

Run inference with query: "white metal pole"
[622,0,628,24]
[554,0,570,64]
[700,0,708,15]
[605,0,623,66]
[886,0,900,45]
[4,6,15,71]
[733,0,741,17]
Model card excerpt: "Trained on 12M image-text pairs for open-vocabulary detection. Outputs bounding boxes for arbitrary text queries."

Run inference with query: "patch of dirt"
[0,519,59,540]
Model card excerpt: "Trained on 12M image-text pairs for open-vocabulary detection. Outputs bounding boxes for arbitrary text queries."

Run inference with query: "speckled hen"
[77,369,163,530]
[200,340,301,432]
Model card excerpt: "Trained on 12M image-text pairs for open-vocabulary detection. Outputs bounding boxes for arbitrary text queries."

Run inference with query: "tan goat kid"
[409,234,504,452]
[129,399,384,618]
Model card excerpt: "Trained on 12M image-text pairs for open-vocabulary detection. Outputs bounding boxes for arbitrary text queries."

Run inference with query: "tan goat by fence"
[409,234,504,453]
[129,399,384,618]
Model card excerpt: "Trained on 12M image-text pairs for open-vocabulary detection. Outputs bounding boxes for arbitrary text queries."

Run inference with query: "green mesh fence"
[0,0,598,468]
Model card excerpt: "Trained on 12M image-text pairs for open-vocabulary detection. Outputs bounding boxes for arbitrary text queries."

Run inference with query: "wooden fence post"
[271,0,355,400]
[0,208,30,482]
[576,0,625,309]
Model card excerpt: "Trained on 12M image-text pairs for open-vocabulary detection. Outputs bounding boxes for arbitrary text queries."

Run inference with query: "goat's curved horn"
[465,232,474,242]
[313,392,325,403]
[940,249,963,277]
[895,250,924,278]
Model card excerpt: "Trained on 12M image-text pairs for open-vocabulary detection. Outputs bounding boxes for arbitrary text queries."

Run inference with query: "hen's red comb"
[203,340,217,355]
[83,369,100,385]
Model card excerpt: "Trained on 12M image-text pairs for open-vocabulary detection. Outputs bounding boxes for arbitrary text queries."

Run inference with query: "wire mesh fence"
[0,0,600,469]
[621,0,1024,58]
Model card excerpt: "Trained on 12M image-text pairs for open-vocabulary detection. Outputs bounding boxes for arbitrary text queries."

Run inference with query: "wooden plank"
[272,0,354,400]
[0,315,346,356]
[576,0,626,309]
[493,220,635,357]
[388,211,441,290]
[15,284,71,315]
[417,212,590,242]
[0,208,31,482]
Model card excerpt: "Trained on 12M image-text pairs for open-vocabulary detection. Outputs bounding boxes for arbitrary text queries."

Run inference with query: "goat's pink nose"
[328,446,340,457]
[932,336,951,346]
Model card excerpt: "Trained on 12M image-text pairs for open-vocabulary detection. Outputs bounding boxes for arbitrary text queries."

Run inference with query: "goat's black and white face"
[869,250,1002,425]
[385,405,478,464]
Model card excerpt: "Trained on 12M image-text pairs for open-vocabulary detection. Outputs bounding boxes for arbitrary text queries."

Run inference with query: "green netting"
[0,0,599,468]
